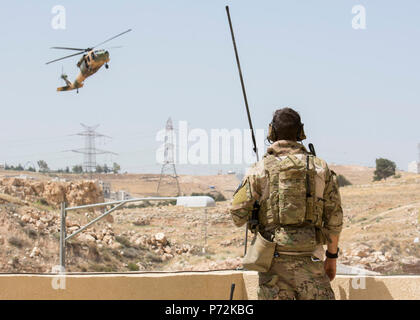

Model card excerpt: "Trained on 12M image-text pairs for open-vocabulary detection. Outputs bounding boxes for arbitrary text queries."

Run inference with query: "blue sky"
[0,1,419,174]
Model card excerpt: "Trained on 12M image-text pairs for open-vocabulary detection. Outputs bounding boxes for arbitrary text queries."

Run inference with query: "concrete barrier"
[0,271,418,300]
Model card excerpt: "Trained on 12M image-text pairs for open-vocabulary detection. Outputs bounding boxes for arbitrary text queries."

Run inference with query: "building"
[98,181,111,199]
[408,161,420,174]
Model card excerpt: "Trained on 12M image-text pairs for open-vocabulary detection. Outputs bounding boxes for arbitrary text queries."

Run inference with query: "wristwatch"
[325,248,340,259]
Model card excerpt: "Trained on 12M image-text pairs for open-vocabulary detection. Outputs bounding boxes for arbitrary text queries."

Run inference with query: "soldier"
[230,107,343,300]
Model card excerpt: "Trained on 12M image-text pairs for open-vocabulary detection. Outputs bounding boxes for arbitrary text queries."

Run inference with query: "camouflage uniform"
[230,140,343,300]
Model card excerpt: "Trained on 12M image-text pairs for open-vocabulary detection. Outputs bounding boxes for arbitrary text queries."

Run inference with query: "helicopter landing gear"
[105,63,109,69]
[77,88,79,94]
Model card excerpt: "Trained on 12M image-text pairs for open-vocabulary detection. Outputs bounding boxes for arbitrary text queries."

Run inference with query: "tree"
[95,165,104,173]
[373,158,396,181]
[72,165,83,174]
[103,164,110,173]
[37,160,49,173]
[112,162,121,174]
[337,174,352,187]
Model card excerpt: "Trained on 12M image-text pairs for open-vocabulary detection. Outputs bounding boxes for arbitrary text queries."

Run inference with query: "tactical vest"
[258,153,326,231]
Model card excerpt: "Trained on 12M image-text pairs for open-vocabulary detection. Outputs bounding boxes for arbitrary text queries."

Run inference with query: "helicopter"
[46,29,132,92]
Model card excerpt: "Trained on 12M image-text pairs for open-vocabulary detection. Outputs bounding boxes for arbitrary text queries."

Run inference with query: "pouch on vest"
[243,231,276,272]
[277,155,308,225]
[272,225,318,252]
[274,154,324,227]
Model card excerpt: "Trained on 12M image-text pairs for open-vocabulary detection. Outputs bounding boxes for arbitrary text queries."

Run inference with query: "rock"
[78,234,96,243]
[66,221,80,228]
[221,240,232,247]
[162,253,173,261]
[67,226,80,233]
[154,233,167,246]
[136,262,146,271]
[35,221,46,231]
[133,217,150,226]
[154,248,164,255]
[29,247,42,258]
[0,177,104,208]
[21,215,31,223]
[350,256,361,263]
[103,235,113,244]
[400,257,420,273]
[377,255,386,262]
[134,238,145,246]
[352,245,371,258]
[40,216,53,224]
[0,236,4,245]
[110,242,121,250]
[29,211,40,220]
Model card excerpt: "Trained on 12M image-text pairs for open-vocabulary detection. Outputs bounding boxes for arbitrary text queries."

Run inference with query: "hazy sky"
[0,1,419,174]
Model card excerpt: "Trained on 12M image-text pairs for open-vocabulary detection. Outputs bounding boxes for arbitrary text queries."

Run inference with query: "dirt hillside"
[0,167,419,275]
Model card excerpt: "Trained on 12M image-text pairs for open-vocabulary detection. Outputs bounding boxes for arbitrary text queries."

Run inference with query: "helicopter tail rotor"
[60,66,71,87]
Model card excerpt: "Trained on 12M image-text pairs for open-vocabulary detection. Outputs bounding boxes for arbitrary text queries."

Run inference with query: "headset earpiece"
[267,122,277,143]
[297,123,306,141]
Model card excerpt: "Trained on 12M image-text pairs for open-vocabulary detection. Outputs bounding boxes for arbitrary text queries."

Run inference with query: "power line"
[70,123,117,173]
[157,117,181,196]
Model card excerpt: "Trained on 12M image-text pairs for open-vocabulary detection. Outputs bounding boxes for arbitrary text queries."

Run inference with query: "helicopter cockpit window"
[91,52,95,60]
[86,55,90,62]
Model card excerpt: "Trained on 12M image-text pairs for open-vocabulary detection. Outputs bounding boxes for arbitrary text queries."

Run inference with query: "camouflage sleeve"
[322,169,343,237]
[229,163,263,227]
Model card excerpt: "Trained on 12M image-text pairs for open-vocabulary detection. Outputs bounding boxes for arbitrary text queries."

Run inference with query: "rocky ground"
[0,168,419,275]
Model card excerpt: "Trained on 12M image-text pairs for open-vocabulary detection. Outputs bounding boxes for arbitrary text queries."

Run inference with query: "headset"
[267,120,306,144]
[267,119,317,156]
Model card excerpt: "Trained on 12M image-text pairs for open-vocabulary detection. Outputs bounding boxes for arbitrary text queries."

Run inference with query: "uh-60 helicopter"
[46,29,132,92]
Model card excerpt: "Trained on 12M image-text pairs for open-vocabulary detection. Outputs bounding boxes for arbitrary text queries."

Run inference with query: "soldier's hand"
[324,258,337,281]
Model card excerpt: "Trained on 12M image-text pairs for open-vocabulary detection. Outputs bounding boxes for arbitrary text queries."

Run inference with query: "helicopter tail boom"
[57,81,84,92]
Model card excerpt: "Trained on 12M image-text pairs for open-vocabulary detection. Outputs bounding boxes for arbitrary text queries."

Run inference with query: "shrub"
[127,263,139,271]
[115,236,131,247]
[122,248,138,259]
[373,158,396,181]
[24,227,38,239]
[337,175,352,187]
[191,192,226,202]
[145,252,162,263]
[8,236,24,248]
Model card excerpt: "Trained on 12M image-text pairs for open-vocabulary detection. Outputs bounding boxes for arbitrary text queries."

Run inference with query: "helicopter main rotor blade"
[100,46,124,50]
[51,47,87,51]
[45,51,85,65]
[92,29,132,49]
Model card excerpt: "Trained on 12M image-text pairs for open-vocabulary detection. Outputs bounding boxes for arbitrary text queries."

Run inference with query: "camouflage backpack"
[259,153,326,236]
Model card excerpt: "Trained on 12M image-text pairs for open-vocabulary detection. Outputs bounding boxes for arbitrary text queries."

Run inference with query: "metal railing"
[59,196,215,270]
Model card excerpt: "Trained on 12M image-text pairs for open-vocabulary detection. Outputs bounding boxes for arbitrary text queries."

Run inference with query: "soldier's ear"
[297,123,306,141]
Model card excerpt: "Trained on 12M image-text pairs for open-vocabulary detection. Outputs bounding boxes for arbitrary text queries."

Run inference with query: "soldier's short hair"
[272,108,302,141]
